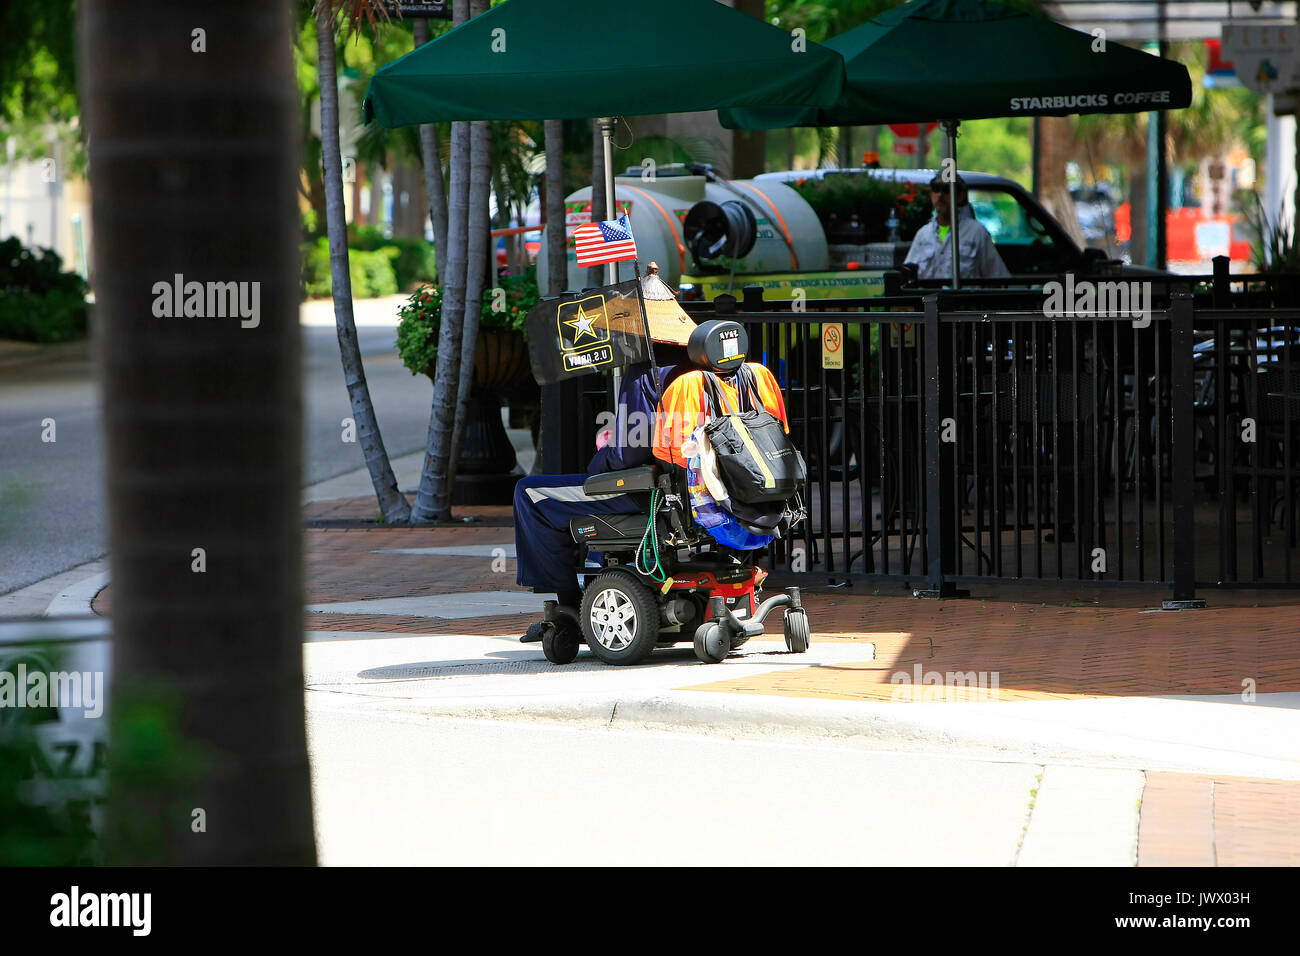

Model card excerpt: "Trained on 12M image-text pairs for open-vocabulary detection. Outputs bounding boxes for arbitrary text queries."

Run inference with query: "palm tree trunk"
[413,18,448,258]
[412,0,473,522]
[316,13,410,522]
[446,118,494,497]
[544,120,566,296]
[84,0,314,864]
[1036,115,1086,249]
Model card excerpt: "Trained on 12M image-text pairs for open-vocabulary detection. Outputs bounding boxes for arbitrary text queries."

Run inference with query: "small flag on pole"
[572,214,639,267]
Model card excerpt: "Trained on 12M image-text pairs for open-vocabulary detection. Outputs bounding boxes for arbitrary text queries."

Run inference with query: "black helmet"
[687,319,748,374]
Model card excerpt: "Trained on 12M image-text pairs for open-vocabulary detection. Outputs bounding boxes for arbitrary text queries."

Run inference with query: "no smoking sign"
[822,322,844,370]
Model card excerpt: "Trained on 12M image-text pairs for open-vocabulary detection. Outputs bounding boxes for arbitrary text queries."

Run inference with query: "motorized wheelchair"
[522,460,810,666]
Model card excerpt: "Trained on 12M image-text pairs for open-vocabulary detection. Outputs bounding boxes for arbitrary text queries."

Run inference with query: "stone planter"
[426,327,530,505]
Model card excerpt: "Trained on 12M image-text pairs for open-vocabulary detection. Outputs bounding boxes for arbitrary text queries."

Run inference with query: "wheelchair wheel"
[580,572,660,665]
[783,609,810,653]
[542,623,581,665]
[693,622,729,664]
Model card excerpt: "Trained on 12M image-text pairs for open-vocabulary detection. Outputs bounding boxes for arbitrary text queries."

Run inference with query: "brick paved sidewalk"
[95,495,1300,705]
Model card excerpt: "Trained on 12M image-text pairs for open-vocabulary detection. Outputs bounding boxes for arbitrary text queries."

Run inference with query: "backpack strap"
[701,371,737,418]
[736,363,761,413]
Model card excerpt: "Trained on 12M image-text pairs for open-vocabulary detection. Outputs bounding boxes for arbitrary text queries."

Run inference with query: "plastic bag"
[686,433,774,551]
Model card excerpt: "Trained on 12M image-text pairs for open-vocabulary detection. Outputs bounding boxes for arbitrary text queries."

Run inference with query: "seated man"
[513,349,691,612]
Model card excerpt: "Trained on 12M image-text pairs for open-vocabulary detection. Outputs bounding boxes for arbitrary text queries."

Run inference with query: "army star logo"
[566,305,599,342]
[556,293,610,352]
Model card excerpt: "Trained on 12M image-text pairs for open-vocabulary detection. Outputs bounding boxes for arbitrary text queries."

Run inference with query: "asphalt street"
[0,314,433,596]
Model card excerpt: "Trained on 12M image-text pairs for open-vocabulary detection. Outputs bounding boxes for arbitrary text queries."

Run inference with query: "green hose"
[636,489,668,583]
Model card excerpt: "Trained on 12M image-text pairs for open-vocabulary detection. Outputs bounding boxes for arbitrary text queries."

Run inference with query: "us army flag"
[525,279,652,385]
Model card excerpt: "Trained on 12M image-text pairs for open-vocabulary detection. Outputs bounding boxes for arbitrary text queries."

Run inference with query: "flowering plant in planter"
[395,267,538,379]
[893,182,933,241]
[792,175,893,242]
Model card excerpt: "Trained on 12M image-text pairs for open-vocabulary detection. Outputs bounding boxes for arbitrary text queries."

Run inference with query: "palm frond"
[314,0,393,38]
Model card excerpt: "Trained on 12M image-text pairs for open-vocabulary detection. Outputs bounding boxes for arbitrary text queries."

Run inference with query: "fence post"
[1167,292,1206,608]
[920,294,961,597]
[1212,255,1230,307]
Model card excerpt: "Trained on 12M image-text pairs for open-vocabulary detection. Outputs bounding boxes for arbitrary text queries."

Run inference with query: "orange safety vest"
[652,362,789,468]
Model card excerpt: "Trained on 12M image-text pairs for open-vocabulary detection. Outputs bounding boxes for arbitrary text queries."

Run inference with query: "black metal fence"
[541,264,1300,598]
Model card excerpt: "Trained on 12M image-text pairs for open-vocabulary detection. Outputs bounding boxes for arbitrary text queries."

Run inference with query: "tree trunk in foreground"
[84,0,315,864]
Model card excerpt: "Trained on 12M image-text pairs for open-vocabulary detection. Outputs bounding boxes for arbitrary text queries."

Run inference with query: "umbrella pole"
[600,116,618,286]
[597,116,621,398]
[944,119,960,290]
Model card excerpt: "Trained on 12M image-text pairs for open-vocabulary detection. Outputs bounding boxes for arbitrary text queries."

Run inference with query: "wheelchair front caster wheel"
[542,624,581,664]
[694,622,729,664]
[783,609,810,653]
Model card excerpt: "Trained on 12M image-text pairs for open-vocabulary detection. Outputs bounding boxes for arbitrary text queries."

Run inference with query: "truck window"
[968,187,1074,274]
[968,189,1049,245]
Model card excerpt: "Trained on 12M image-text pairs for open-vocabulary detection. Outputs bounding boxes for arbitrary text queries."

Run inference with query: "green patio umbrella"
[719,0,1193,287]
[363,0,846,246]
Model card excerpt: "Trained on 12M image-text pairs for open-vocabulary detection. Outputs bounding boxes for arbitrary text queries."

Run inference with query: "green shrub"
[396,267,538,377]
[301,237,333,298]
[301,237,400,299]
[348,225,436,290]
[387,238,437,290]
[1240,189,1299,274]
[0,238,89,343]
[355,246,399,298]
[301,229,434,299]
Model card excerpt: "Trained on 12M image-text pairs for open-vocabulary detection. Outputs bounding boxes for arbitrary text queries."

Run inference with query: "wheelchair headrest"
[687,319,748,374]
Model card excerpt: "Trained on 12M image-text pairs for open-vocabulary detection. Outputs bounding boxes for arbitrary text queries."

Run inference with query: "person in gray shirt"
[905,174,1010,281]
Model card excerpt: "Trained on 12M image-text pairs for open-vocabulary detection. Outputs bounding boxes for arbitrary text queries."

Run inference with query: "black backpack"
[699,367,807,535]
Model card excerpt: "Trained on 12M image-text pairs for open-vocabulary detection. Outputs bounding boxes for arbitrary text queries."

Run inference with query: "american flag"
[572,214,639,267]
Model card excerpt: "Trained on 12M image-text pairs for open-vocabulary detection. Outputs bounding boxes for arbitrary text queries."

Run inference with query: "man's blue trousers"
[513,474,642,593]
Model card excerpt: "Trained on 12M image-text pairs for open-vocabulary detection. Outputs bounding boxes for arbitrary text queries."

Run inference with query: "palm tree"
[315,0,410,522]
[84,0,315,863]
[411,0,474,522]
[446,109,493,495]
[1074,41,1261,263]
[1036,115,1086,248]
[413,18,449,257]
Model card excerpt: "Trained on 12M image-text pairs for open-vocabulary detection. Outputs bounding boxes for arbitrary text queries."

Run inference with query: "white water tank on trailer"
[536,172,828,293]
